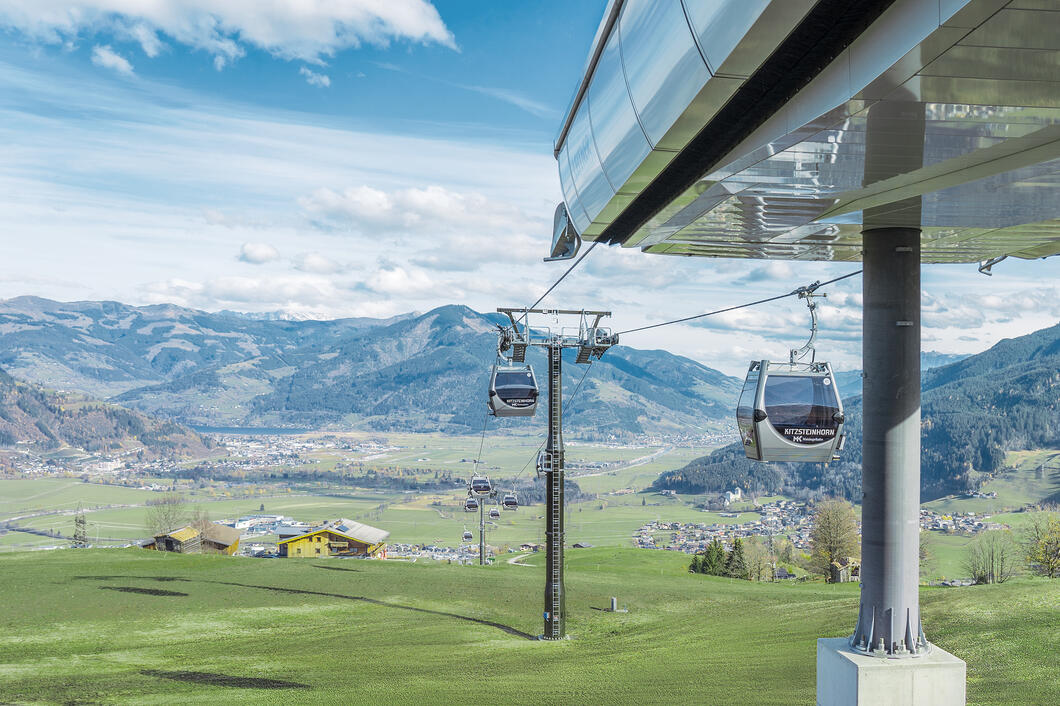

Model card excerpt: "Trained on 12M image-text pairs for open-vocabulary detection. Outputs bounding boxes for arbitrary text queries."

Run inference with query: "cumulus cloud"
[299,66,330,88]
[90,44,133,75]
[0,0,455,67]
[299,184,526,234]
[238,242,279,264]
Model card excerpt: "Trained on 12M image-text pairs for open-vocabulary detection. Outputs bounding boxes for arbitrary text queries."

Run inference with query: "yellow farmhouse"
[278,518,389,558]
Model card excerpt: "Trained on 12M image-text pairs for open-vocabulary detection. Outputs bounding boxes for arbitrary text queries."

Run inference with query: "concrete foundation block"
[817,637,966,706]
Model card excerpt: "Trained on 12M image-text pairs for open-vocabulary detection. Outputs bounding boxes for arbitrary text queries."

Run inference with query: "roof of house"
[277,518,389,546]
[156,526,198,542]
[202,523,240,547]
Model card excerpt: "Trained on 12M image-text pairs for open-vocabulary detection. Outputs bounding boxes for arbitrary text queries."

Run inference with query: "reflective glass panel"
[588,29,652,189]
[567,106,615,222]
[495,371,535,389]
[619,0,709,146]
[683,0,769,73]
[763,374,839,444]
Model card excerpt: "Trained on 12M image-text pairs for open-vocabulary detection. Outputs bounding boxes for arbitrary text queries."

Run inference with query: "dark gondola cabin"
[737,360,844,463]
[502,493,518,511]
[488,507,500,520]
[488,364,538,417]
[470,474,492,496]
[464,496,479,512]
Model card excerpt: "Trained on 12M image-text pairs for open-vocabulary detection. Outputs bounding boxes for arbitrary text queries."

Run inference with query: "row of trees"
[964,513,1060,583]
[689,536,777,582]
[688,499,860,583]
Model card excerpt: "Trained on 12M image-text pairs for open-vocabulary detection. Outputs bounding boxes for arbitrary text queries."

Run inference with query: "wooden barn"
[278,518,388,558]
[146,524,240,555]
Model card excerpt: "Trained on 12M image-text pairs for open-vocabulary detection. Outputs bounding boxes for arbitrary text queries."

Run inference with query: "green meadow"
[0,548,1056,704]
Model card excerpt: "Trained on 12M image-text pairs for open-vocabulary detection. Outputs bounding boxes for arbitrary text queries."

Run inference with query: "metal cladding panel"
[557,143,591,234]
[595,0,1060,263]
[588,29,652,194]
[618,0,710,147]
[567,106,615,218]
[684,0,772,76]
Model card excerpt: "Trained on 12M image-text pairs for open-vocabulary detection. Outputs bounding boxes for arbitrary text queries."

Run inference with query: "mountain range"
[0,297,741,438]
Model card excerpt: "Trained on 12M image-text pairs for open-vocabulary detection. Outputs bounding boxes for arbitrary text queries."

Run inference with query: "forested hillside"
[652,323,1060,501]
[0,369,211,459]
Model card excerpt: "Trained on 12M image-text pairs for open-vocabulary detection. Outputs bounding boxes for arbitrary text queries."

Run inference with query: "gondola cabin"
[462,530,473,542]
[464,496,479,512]
[488,364,539,417]
[470,474,492,496]
[737,360,844,464]
[502,493,518,511]
[488,507,500,520]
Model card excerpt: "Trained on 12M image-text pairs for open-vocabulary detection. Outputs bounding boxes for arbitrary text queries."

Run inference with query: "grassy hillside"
[0,549,1056,704]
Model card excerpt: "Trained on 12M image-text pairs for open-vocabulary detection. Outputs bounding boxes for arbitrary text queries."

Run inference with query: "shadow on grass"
[75,575,189,583]
[100,586,188,597]
[76,574,533,640]
[141,669,309,690]
[211,580,535,640]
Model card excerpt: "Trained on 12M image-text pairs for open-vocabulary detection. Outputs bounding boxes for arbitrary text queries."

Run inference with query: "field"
[924,450,1060,516]
[0,548,1057,704]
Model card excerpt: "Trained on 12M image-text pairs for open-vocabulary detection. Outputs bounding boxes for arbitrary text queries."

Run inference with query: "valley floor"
[0,549,1057,704]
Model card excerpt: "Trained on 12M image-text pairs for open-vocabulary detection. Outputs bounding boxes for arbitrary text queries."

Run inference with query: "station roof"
[277,519,389,546]
[554,0,1060,263]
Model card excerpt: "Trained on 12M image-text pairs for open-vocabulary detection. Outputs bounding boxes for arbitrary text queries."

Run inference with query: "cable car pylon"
[496,307,617,640]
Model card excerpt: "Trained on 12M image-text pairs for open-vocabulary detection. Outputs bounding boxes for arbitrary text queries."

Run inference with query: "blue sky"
[0,1,1057,377]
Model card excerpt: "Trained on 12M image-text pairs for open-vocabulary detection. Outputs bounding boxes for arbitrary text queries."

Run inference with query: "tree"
[1023,514,1060,578]
[725,538,748,579]
[144,493,188,536]
[702,538,725,576]
[774,536,795,566]
[964,530,1016,584]
[259,503,265,512]
[810,499,860,581]
[744,535,772,582]
[689,554,702,574]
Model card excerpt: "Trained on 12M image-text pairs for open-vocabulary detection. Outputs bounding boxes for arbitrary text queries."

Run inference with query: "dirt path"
[507,553,534,566]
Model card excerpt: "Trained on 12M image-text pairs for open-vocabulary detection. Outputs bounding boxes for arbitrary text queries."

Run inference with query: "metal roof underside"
[560,0,1060,263]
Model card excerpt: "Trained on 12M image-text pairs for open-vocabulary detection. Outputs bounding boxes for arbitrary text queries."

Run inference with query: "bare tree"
[1023,513,1060,578]
[189,506,216,553]
[744,535,773,582]
[144,493,188,536]
[964,530,1016,584]
[810,499,860,581]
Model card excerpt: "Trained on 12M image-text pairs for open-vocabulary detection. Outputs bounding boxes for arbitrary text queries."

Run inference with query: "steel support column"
[543,342,565,639]
[479,496,486,566]
[852,227,924,656]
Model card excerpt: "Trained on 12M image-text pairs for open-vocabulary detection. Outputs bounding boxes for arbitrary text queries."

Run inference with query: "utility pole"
[497,307,617,640]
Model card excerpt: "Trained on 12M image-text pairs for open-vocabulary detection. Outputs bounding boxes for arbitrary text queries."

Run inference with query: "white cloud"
[90,44,133,75]
[299,184,526,234]
[0,0,455,67]
[299,66,330,88]
[238,242,279,264]
[293,252,342,274]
